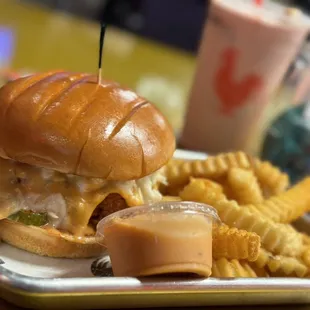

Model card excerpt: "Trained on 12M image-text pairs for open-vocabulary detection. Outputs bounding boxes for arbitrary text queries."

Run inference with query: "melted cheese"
[0,157,165,236]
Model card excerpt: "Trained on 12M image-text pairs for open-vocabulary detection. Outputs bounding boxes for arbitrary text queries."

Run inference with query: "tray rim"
[1,265,310,295]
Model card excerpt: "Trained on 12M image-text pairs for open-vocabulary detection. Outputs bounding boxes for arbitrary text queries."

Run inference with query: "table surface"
[0,0,196,134]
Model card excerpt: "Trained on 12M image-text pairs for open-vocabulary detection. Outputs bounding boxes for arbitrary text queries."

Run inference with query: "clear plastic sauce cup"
[96,201,221,277]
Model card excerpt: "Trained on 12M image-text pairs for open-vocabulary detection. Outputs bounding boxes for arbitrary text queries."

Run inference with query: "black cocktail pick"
[97,21,107,85]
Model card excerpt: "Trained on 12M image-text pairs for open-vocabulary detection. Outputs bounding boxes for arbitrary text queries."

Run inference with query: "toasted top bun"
[0,71,175,180]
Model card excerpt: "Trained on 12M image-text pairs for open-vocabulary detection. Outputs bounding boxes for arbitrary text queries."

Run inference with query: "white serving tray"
[1,149,310,309]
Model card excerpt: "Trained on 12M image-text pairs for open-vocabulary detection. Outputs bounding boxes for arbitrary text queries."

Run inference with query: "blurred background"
[20,0,310,51]
[22,0,207,52]
[1,0,310,182]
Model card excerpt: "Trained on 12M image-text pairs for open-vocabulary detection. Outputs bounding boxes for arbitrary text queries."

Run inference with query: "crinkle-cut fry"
[162,196,182,202]
[164,152,251,191]
[255,248,308,278]
[212,224,260,261]
[252,159,289,196]
[227,168,263,205]
[180,178,304,257]
[185,178,227,201]
[302,233,310,246]
[301,247,310,268]
[281,224,310,250]
[244,177,310,223]
[212,258,257,278]
[250,264,270,277]
[193,178,225,195]
[217,201,303,257]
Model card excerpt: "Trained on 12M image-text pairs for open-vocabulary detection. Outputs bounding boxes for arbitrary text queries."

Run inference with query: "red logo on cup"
[214,47,263,116]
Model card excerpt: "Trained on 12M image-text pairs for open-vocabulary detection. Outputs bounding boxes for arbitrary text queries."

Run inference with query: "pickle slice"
[8,210,48,226]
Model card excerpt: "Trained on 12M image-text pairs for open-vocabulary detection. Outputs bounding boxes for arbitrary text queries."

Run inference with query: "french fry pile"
[162,152,310,278]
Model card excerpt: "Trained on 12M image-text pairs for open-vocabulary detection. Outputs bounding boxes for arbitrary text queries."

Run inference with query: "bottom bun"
[0,220,105,258]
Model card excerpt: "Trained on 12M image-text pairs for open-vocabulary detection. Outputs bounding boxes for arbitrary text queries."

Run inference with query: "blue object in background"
[0,27,15,66]
[262,103,310,184]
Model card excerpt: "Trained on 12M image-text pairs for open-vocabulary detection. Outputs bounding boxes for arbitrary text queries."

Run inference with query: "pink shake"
[180,0,310,154]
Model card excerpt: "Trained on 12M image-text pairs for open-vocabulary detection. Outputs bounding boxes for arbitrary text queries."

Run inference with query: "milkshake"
[180,0,310,154]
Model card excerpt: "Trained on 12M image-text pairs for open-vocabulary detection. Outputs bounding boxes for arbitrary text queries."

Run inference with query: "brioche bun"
[0,71,175,180]
[0,219,104,258]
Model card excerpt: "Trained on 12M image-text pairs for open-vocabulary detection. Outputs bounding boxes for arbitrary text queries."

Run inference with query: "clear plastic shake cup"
[180,0,310,154]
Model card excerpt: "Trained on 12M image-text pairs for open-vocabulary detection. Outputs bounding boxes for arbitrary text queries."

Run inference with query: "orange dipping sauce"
[97,202,220,277]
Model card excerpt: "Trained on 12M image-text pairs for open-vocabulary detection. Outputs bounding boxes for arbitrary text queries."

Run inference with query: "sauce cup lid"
[96,201,221,243]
